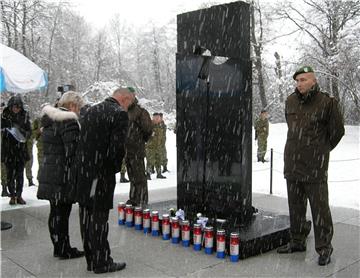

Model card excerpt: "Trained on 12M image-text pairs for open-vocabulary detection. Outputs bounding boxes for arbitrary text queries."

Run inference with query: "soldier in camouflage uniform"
[120,159,129,183]
[158,113,168,173]
[33,118,43,175]
[254,110,269,162]
[25,120,37,186]
[146,113,166,180]
[1,102,9,196]
[125,97,153,207]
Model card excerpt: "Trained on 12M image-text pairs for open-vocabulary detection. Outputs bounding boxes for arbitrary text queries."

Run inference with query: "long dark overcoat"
[37,105,80,203]
[74,97,128,210]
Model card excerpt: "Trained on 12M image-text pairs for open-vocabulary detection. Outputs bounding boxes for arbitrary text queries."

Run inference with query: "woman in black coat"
[37,91,85,259]
[1,95,31,205]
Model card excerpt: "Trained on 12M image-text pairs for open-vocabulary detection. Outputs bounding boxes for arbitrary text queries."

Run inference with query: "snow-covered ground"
[1,124,359,212]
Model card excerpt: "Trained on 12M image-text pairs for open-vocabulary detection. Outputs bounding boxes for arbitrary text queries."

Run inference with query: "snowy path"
[1,124,359,212]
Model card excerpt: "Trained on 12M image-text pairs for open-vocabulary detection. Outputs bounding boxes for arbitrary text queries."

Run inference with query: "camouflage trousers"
[120,159,127,175]
[146,147,161,174]
[126,153,148,207]
[1,163,7,186]
[160,145,167,168]
[286,179,333,256]
[257,137,267,160]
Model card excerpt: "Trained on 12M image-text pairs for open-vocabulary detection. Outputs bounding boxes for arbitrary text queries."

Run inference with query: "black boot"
[162,166,169,173]
[120,173,129,183]
[157,172,166,179]
[277,242,306,253]
[1,184,9,197]
[28,179,35,187]
[318,253,331,266]
[93,262,126,274]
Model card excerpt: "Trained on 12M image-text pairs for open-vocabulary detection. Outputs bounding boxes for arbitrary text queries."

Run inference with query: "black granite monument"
[176,1,290,258]
[176,1,252,225]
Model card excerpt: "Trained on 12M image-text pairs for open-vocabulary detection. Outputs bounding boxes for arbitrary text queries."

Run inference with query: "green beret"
[293,66,314,80]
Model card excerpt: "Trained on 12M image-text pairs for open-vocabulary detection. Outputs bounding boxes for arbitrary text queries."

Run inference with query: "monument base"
[147,200,290,259]
[234,211,290,259]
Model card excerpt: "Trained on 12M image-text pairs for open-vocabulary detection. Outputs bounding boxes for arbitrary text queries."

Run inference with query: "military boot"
[157,172,166,179]
[28,179,35,187]
[277,241,306,253]
[146,172,151,180]
[1,184,10,197]
[120,173,129,183]
[162,166,169,173]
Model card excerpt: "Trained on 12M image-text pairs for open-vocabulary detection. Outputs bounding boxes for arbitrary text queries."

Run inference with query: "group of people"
[1,65,345,269]
[0,87,167,274]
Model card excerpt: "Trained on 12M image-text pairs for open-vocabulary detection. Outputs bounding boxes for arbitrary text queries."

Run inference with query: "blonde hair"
[58,91,85,109]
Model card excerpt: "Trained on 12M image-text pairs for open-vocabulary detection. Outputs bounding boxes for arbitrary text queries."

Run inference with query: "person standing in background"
[125,95,153,207]
[159,113,168,173]
[1,95,31,205]
[119,159,129,183]
[146,113,166,180]
[254,109,269,163]
[1,101,10,197]
[25,119,37,186]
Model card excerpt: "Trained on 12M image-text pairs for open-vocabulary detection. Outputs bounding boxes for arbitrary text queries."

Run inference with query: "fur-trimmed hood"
[41,105,79,129]
[41,105,78,122]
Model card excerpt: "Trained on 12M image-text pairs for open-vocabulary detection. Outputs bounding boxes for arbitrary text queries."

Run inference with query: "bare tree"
[277,0,360,100]
[274,52,284,103]
[250,0,267,108]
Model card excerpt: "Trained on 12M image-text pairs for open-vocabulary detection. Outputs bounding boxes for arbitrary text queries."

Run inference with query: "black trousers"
[286,179,333,256]
[5,161,25,198]
[79,204,112,270]
[126,153,148,206]
[48,201,72,255]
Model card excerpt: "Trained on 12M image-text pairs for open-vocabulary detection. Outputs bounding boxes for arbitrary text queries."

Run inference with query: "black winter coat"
[74,97,128,210]
[284,85,345,182]
[37,105,80,203]
[1,97,31,165]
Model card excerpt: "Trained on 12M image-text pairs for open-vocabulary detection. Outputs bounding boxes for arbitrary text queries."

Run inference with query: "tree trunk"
[21,0,27,56]
[250,1,267,108]
[274,52,284,103]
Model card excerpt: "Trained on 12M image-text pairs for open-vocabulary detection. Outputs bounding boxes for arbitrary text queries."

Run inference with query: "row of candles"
[118,202,240,262]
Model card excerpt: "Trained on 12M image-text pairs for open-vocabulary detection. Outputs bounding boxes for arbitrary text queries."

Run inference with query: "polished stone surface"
[1,190,359,277]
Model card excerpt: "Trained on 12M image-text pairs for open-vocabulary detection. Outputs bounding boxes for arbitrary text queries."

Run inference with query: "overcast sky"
[69,0,235,28]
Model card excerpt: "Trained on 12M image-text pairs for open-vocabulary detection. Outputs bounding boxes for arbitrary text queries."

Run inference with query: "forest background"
[1,0,359,124]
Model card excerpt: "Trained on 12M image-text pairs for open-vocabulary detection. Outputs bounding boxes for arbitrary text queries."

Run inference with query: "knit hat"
[293,66,314,80]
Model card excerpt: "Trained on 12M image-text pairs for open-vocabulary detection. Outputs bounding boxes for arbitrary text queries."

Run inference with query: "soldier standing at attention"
[119,159,129,183]
[146,113,166,180]
[254,109,269,162]
[125,92,153,207]
[277,66,345,266]
[1,102,9,197]
[158,113,168,173]
[25,119,37,186]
